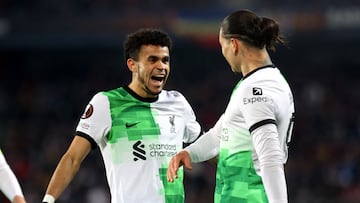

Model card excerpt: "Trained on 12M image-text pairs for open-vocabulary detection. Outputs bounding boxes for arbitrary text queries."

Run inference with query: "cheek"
[222,46,230,59]
[221,47,226,56]
[138,65,149,75]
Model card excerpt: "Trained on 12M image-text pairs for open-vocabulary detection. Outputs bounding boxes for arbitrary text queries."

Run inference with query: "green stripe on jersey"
[230,80,242,97]
[215,150,268,203]
[159,167,184,203]
[102,88,185,202]
[103,88,160,143]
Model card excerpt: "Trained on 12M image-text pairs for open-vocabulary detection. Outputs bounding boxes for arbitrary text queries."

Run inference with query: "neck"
[240,48,272,76]
[128,82,158,99]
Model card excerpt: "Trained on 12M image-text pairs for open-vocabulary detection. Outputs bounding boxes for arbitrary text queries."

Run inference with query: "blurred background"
[1,1,360,203]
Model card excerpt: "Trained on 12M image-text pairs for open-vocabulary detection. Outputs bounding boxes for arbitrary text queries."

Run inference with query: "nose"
[156,61,167,71]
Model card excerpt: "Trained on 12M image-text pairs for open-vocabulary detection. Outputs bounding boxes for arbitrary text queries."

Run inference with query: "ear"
[127,58,137,72]
[230,38,239,55]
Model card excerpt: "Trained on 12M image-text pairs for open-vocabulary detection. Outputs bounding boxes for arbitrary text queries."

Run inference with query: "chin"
[149,89,162,96]
[155,89,163,95]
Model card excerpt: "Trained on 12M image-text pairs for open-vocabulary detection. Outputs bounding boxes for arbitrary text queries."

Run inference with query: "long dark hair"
[220,10,286,51]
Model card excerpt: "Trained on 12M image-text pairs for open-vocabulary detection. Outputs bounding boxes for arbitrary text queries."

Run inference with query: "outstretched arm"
[42,136,91,203]
[167,115,223,182]
[0,152,26,203]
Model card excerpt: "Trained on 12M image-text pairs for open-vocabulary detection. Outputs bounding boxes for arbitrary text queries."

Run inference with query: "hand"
[12,195,26,203]
[167,150,192,182]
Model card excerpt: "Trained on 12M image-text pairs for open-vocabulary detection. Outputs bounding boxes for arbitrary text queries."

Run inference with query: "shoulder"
[91,91,109,102]
[159,89,186,100]
[86,91,111,110]
[158,90,192,108]
[240,68,283,91]
[100,87,126,98]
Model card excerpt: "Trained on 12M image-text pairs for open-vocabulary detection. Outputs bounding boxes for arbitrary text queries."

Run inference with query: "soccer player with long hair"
[168,10,295,203]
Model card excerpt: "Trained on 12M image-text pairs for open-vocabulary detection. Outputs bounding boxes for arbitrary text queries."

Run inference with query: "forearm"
[185,128,220,163]
[252,124,288,203]
[13,195,27,203]
[0,164,24,201]
[261,164,287,203]
[44,136,91,202]
[44,154,81,200]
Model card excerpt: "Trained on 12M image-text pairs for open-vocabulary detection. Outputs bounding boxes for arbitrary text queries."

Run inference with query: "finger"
[167,158,176,182]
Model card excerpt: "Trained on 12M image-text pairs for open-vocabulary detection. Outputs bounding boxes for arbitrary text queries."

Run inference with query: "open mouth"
[151,76,165,82]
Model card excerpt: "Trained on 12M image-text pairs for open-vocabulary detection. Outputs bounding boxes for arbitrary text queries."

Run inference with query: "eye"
[148,56,158,63]
[162,56,170,64]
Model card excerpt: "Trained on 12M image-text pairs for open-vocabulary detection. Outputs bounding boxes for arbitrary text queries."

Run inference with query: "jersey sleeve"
[239,81,287,202]
[75,92,112,149]
[180,94,202,143]
[239,83,276,132]
[185,114,223,163]
[251,124,288,202]
[0,151,24,201]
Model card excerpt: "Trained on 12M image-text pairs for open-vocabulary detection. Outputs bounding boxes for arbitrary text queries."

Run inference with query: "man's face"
[219,29,234,71]
[129,44,170,98]
[219,28,240,73]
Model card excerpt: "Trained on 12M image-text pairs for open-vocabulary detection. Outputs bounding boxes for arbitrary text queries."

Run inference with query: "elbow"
[61,153,83,174]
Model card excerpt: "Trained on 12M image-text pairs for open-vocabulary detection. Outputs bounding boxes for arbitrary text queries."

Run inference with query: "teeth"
[152,76,164,81]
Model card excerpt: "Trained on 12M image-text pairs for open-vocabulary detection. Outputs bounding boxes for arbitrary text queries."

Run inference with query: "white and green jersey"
[76,86,201,203]
[186,65,294,203]
[215,65,295,202]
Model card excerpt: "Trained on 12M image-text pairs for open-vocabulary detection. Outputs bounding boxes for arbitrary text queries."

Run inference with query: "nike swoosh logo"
[125,122,140,128]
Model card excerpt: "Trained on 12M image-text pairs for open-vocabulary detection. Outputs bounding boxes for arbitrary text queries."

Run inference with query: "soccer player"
[0,149,27,203]
[167,10,295,203]
[42,28,202,203]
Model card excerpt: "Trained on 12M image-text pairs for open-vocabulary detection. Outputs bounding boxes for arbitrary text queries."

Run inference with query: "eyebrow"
[148,55,170,61]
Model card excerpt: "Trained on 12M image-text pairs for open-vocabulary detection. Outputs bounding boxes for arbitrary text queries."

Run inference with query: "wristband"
[42,194,55,203]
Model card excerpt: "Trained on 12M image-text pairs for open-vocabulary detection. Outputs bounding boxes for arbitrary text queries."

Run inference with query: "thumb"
[181,152,193,170]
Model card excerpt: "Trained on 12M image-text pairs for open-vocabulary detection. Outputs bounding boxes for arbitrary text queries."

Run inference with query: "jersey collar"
[124,86,159,103]
[242,64,276,80]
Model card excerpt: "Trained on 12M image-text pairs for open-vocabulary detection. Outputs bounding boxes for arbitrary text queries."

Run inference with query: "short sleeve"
[180,94,201,143]
[238,83,276,132]
[76,92,112,146]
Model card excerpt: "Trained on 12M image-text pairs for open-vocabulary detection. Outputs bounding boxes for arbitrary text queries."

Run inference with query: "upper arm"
[63,136,92,164]
[181,94,201,143]
[239,83,275,132]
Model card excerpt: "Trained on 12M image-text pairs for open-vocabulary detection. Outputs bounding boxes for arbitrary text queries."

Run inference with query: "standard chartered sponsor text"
[149,143,177,157]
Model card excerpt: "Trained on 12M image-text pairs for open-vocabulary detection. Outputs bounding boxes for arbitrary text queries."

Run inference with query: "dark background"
[1,1,360,203]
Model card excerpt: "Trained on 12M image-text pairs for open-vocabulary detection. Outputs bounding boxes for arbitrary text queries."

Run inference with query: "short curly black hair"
[123,28,172,61]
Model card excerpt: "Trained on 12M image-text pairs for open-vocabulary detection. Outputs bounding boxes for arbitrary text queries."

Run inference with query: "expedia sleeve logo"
[252,87,263,95]
[243,87,273,105]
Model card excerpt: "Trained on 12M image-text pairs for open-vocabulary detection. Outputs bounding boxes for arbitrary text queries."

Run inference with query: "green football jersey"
[76,86,201,203]
[214,66,294,203]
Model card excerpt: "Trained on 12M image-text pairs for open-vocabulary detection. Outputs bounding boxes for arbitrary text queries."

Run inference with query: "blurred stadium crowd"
[1,1,360,203]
